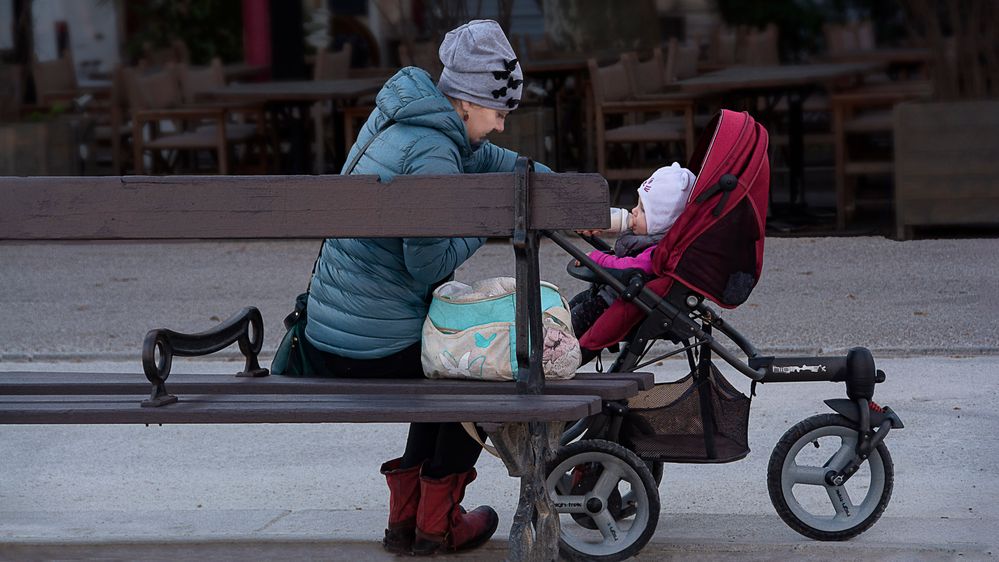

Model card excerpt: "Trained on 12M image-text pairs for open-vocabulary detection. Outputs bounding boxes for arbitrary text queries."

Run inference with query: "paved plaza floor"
[1,236,997,560]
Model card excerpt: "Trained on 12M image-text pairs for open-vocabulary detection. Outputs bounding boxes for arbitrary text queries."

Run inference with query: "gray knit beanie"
[437,19,523,111]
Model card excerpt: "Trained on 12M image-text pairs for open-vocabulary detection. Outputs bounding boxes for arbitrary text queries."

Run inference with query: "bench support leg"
[485,421,561,562]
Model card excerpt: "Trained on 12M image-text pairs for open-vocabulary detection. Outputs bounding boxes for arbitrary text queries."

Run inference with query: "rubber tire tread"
[767,413,894,541]
[548,439,660,562]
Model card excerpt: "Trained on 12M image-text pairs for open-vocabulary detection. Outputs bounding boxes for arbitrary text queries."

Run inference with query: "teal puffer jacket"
[305,67,551,360]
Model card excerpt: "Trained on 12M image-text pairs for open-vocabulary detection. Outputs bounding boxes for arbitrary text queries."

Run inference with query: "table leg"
[330,100,348,173]
[787,90,805,206]
[284,102,309,174]
[484,421,562,562]
[583,78,595,172]
[552,86,563,171]
[312,101,325,175]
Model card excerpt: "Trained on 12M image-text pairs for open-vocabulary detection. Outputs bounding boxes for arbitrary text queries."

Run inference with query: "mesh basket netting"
[621,363,751,463]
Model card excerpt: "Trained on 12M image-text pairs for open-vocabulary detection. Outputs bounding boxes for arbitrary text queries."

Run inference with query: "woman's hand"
[576,229,605,238]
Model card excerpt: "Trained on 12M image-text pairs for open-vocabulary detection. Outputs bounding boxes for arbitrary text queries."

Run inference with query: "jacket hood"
[375,67,471,156]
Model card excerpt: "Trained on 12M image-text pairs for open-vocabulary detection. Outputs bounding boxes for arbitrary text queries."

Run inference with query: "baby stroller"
[542,110,904,561]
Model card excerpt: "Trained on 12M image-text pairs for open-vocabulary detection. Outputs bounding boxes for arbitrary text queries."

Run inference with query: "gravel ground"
[1,236,996,361]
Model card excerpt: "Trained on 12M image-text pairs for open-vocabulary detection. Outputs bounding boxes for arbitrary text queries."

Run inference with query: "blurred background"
[1,0,996,238]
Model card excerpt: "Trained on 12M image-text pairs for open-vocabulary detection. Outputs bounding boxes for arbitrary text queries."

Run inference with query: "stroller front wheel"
[545,439,660,562]
[768,413,894,541]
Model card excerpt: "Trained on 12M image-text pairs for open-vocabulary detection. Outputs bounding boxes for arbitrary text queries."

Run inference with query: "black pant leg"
[401,423,440,469]
[423,422,485,478]
[317,341,485,475]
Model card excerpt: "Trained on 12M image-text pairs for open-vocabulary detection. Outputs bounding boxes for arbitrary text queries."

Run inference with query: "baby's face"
[630,201,648,235]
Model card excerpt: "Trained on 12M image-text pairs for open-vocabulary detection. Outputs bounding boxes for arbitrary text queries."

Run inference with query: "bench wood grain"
[0,371,649,400]
[0,394,602,425]
[0,173,609,240]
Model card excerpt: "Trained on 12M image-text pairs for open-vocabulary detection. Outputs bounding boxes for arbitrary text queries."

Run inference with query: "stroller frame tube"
[548,230,903,485]
[545,232,900,435]
[545,230,767,381]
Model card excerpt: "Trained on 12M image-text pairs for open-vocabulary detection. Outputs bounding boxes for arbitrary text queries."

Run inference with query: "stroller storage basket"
[621,364,750,463]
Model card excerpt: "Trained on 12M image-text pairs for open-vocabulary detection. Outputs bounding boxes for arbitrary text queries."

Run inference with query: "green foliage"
[27,102,69,122]
[123,0,244,64]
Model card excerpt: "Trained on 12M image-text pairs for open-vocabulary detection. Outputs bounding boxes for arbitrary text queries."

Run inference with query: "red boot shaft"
[413,468,499,555]
[380,458,421,554]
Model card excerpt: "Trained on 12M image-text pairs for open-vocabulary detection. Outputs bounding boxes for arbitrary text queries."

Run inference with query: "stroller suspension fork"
[751,348,905,486]
[823,397,903,486]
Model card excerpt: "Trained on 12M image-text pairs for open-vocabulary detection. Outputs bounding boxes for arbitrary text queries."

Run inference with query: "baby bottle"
[608,207,632,234]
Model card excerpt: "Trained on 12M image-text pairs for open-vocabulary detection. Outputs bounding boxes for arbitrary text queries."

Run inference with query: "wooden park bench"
[0,159,649,561]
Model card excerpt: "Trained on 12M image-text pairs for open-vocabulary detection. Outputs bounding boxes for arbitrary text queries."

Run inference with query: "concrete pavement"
[1,355,996,560]
[1,236,998,560]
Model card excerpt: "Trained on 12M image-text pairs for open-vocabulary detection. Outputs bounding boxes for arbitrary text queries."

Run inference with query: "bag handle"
[461,422,500,458]
[304,118,396,292]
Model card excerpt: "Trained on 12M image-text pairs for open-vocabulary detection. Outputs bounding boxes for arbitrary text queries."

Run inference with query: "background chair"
[666,38,700,83]
[89,65,132,174]
[588,55,694,191]
[313,44,375,171]
[127,63,264,174]
[31,53,80,108]
[824,21,876,54]
[140,39,191,67]
[708,26,739,69]
[831,80,932,229]
[742,24,780,66]
[313,43,353,80]
[178,58,266,160]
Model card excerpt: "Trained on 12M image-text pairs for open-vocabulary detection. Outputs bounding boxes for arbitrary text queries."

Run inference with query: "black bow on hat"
[492,58,520,80]
[491,77,523,100]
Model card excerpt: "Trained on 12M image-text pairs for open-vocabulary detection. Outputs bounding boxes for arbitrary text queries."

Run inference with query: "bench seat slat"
[569,372,655,390]
[0,372,647,399]
[0,394,602,425]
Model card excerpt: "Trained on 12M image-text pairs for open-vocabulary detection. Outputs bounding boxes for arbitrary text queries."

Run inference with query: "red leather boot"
[412,468,499,555]
[380,458,422,554]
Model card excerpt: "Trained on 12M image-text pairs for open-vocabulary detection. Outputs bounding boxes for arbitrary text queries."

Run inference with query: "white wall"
[32,0,119,80]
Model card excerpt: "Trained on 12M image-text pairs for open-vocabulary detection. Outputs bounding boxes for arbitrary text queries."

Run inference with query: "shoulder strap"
[343,118,395,175]
[305,118,396,291]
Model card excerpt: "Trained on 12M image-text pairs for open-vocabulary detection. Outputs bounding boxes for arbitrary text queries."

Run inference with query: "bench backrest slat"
[0,173,609,240]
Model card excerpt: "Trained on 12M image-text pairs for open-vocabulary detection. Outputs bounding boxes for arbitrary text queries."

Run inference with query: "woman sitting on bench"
[298,20,551,556]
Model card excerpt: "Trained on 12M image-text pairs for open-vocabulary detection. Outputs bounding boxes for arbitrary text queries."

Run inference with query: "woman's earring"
[462,112,469,122]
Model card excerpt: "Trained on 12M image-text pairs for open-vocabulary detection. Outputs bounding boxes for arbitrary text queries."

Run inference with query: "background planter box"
[893,100,999,239]
[0,117,90,176]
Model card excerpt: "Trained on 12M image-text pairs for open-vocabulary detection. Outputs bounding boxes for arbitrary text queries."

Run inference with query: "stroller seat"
[579,109,771,353]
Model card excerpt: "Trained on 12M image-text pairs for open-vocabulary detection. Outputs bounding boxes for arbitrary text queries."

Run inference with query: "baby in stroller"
[569,162,697,363]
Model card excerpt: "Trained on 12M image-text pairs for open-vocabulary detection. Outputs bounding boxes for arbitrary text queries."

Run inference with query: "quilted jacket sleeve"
[403,236,486,284]
[466,142,553,173]
[402,133,486,285]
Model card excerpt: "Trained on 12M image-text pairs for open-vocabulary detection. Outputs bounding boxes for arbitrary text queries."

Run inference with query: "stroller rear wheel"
[545,439,660,562]
[768,414,894,541]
